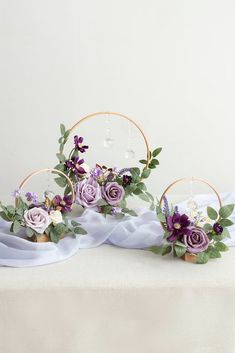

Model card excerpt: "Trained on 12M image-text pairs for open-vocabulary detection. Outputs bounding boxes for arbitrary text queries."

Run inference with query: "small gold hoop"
[160,177,222,208]
[15,168,75,207]
[69,111,151,168]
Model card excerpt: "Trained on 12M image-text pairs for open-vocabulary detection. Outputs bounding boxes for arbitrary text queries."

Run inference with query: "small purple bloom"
[183,226,209,253]
[25,192,38,203]
[53,195,73,213]
[66,157,86,176]
[102,182,125,206]
[111,207,122,215]
[213,222,223,235]
[11,188,21,198]
[166,212,192,242]
[162,196,170,216]
[122,175,133,186]
[74,135,89,153]
[90,166,103,179]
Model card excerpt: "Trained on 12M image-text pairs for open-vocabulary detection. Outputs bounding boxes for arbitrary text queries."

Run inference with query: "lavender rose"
[24,207,51,234]
[76,177,101,208]
[102,182,125,206]
[183,226,209,254]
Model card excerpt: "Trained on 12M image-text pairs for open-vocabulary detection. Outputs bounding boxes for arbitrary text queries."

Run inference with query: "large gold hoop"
[69,111,151,168]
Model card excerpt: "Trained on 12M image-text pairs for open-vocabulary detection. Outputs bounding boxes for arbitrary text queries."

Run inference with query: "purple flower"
[183,226,209,254]
[123,175,133,186]
[76,177,101,208]
[90,166,103,179]
[166,212,191,242]
[213,222,223,235]
[74,136,89,153]
[102,182,125,206]
[24,207,51,234]
[66,158,86,176]
[111,207,122,215]
[25,192,38,203]
[53,195,73,213]
[11,188,21,198]
[162,196,170,216]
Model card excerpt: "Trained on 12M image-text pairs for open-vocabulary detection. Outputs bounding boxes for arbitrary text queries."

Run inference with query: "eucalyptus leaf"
[26,227,35,237]
[203,223,213,232]
[139,159,147,164]
[219,204,235,219]
[149,246,163,255]
[60,123,66,135]
[219,219,233,227]
[207,206,218,220]
[138,193,150,202]
[174,244,186,257]
[214,241,229,252]
[73,227,87,235]
[161,244,172,256]
[152,147,162,157]
[196,252,209,264]
[55,177,67,188]
[141,169,151,179]
[56,153,66,163]
[13,220,21,234]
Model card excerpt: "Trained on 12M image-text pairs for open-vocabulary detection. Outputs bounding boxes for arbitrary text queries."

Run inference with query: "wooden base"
[181,253,197,263]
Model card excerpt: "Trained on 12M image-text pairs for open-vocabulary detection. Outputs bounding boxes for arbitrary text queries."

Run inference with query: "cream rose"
[49,210,64,225]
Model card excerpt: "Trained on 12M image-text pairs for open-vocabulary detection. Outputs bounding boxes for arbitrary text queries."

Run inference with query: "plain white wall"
[0,0,235,203]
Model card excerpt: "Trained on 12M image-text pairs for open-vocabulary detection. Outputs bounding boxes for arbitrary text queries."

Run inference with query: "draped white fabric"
[0,192,234,267]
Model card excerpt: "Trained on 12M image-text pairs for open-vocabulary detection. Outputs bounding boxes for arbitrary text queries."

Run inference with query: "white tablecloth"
[1,245,235,353]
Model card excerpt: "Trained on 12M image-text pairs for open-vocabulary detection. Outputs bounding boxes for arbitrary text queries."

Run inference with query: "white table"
[0,245,235,353]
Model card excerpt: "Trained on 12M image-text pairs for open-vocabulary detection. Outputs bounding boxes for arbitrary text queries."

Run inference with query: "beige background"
[0,0,235,202]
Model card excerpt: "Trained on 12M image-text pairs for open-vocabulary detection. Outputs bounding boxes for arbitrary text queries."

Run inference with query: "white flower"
[49,210,64,225]
[24,207,51,234]
[80,163,90,174]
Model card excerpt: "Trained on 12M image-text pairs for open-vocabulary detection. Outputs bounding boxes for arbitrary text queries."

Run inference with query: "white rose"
[49,210,64,225]
[24,207,51,234]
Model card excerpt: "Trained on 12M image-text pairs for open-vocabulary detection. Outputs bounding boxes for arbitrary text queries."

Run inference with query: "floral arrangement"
[0,190,87,243]
[150,197,234,264]
[54,124,162,217]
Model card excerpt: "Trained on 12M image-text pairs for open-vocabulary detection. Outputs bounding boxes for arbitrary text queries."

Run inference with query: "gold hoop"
[160,177,222,209]
[70,111,151,168]
[15,168,75,207]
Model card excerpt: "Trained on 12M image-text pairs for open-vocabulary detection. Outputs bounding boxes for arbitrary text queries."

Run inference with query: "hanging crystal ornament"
[44,170,55,201]
[103,114,114,148]
[125,122,135,159]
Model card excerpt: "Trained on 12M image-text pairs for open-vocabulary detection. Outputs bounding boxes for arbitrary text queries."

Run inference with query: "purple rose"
[102,182,125,206]
[183,226,209,254]
[76,177,101,208]
[24,207,51,234]
[213,222,223,235]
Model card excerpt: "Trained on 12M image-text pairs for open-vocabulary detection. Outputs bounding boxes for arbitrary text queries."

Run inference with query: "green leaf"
[6,205,15,215]
[174,243,187,257]
[219,204,235,219]
[157,212,166,222]
[137,193,150,202]
[150,246,163,255]
[214,241,229,252]
[73,227,87,235]
[139,159,147,165]
[50,229,61,243]
[152,147,162,158]
[64,130,70,139]
[71,220,81,227]
[208,247,221,259]
[122,208,138,217]
[150,203,155,211]
[54,163,66,172]
[145,192,154,202]
[196,252,209,264]
[203,223,213,232]
[97,199,108,206]
[207,206,218,220]
[60,123,66,135]
[133,188,143,196]
[137,182,147,191]
[56,153,66,162]
[54,223,67,235]
[161,244,172,256]
[141,169,151,179]
[55,177,67,188]
[26,227,35,237]
[13,220,21,234]
[0,211,12,222]
[219,219,233,227]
